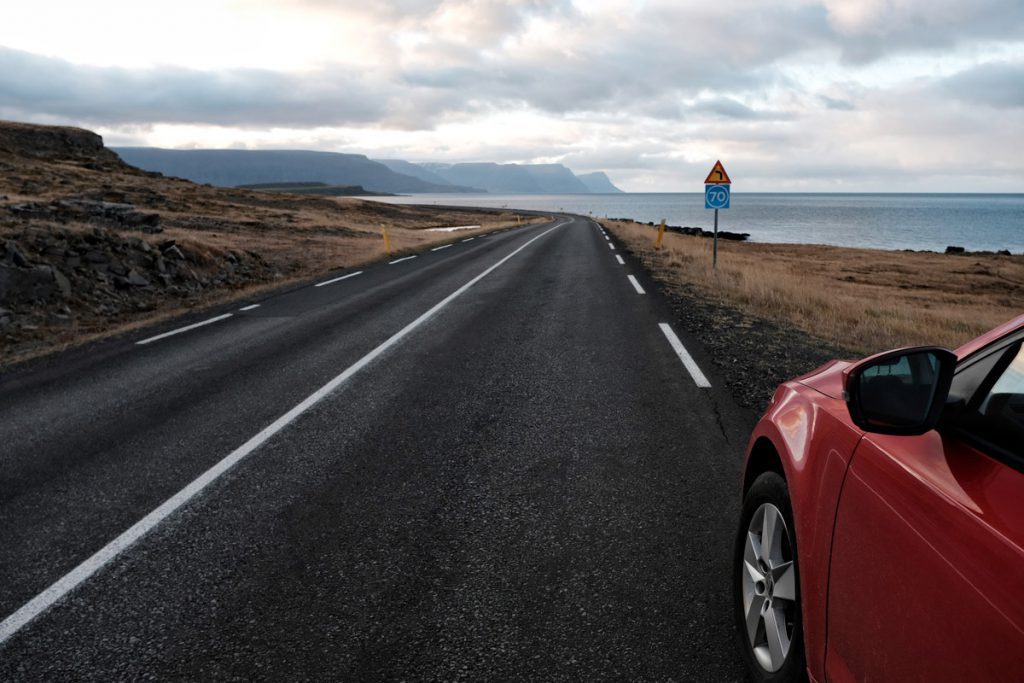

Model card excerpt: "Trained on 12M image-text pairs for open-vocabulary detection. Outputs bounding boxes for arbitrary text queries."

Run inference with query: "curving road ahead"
[0,215,749,681]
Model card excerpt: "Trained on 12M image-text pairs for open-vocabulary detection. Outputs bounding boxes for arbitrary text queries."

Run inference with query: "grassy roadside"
[602,219,1023,356]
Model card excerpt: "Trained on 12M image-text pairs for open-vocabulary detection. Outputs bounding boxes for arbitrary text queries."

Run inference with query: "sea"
[369,193,1024,253]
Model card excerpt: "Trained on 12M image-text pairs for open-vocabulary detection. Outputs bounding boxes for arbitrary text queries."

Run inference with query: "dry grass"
[603,220,1024,354]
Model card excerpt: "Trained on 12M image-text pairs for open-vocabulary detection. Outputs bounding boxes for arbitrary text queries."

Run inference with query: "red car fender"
[743,381,864,680]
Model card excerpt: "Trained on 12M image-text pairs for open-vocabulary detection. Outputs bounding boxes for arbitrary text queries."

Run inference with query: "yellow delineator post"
[654,219,667,249]
[381,224,392,255]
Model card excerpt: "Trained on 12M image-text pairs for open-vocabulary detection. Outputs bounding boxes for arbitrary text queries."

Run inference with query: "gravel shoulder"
[603,223,854,413]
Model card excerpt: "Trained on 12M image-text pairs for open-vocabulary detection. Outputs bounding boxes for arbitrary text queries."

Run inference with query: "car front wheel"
[733,471,805,681]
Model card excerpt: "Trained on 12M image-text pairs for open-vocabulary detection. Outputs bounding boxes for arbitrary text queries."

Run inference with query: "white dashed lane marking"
[658,323,711,388]
[136,314,234,346]
[315,271,363,288]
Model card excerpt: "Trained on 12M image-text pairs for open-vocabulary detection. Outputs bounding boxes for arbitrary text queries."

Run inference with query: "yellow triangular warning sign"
[704,160,731,185]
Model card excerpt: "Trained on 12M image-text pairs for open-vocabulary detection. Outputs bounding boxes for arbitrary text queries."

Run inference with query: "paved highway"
[0,216,749,680]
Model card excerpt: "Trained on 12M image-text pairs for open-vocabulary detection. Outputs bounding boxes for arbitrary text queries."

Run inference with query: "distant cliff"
[374,159,484,193]
[424,162,620,194]
[577,172,624,193]
[112,147,624,195]
[112,148,464,194]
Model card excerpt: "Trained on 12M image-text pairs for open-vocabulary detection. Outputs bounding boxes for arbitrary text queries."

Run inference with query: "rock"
[0,264,55,302]
[107,263,128,276]
[998,249,1011,256]
[3,240,30,267]
[163,245,185,260]
[946,246,966,254]
[52,268,72,298]
[0,307,13,328]
[85,250,109,264]
[126,269,150,287]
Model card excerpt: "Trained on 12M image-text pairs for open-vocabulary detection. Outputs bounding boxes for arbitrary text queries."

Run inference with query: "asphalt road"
[0,216,750,681]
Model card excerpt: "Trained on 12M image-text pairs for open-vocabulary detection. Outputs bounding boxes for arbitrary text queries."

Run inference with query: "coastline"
[367,192,1024,254]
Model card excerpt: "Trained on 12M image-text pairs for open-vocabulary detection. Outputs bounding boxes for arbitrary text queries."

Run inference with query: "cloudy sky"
[1,0,1022,191]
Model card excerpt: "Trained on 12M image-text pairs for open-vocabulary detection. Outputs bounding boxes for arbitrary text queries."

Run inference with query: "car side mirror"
[843,347,957,436]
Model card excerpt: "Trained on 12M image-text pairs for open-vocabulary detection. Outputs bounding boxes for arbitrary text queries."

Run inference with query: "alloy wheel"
[740,502,798,673]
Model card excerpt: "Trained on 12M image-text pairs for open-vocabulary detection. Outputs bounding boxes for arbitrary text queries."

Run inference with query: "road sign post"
[703,161,732,270]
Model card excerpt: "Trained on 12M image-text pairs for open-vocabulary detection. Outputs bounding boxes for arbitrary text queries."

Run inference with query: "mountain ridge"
[114,147,624,194]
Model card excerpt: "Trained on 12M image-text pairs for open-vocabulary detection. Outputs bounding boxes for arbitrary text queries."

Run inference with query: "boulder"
[126,270,150,287]
[0,264,55,302]
[52,268,72,298]
[945,246,966,254]
[3,240,30,267]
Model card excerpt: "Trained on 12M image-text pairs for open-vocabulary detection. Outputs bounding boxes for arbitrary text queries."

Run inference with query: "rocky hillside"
[0,120,531,368]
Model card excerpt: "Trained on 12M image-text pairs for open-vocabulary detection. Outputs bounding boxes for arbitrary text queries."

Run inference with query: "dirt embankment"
[0,121,545,368]
[603,218,1024,410]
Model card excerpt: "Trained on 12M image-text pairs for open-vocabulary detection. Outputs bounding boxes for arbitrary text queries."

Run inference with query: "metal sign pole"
[713,209,718,269]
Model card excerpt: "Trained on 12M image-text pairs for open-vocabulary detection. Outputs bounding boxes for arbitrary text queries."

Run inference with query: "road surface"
[0,216,750,680]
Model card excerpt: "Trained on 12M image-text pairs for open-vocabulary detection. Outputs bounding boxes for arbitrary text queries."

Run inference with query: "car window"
[859,352,940,426]
[967,342,1024,459]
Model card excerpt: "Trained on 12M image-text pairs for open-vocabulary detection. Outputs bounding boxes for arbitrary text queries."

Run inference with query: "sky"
[1,0,1022,192]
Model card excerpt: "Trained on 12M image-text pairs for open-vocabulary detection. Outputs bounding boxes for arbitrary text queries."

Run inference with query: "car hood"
[793,359,852,399]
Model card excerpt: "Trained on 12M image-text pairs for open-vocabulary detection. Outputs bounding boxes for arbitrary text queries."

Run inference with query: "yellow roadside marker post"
[381,224,392,255]
[655,219,667,249]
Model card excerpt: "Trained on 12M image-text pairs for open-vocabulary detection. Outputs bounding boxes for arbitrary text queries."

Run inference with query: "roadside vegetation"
[603,219,1023,355]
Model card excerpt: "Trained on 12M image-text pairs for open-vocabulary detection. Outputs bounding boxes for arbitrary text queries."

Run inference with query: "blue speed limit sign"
[705,184,730,210]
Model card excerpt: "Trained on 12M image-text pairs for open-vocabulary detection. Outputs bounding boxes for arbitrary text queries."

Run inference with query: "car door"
[824,338,1024,681]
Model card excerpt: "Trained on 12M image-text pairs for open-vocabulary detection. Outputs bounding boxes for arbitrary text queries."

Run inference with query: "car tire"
[733,471,806,682]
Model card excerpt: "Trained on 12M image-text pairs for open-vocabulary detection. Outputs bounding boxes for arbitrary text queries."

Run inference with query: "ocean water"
[370,193,1024,253]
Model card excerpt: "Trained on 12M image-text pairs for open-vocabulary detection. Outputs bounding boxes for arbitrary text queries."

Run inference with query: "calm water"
[370,193,1024,253]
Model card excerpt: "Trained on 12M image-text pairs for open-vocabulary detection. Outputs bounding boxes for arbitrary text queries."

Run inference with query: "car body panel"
[741,314,1024,681]
[825,432,1024,680]
[743,386,862,678]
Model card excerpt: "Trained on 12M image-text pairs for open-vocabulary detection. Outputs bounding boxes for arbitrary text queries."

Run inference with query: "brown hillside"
[0,121,540,368]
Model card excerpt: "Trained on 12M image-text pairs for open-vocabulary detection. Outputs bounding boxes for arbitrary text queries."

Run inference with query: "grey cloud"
[939,61,1024,108]
[689,98,793,120]
[0,47,445,128]
[819,95,855,111]
[826,0,1024,63]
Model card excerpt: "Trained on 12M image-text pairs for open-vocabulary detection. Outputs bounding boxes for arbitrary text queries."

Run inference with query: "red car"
[734,314,1024,682]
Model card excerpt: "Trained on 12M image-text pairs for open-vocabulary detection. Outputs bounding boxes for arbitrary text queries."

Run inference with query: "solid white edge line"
[135,314,234,346]
[239,304,260,312]
[658,323,711,388]
[615,255,625,265]
[389,255,417,264]
[0,219,567,647]
[627,275,646,294]
[431,244,453,252]
[314,271,363,288]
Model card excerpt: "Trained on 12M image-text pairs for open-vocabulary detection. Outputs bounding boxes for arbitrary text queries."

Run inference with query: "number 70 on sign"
[705,184,730,210]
